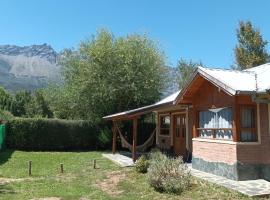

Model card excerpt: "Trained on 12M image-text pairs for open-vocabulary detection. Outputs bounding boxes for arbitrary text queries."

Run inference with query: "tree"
[50,30,166,122]
[12,90,53,118]
[25,90,53,118]
[0,87,13,111]
[177,59,202,89]
[12,90,32,116]
[234,21,269,69]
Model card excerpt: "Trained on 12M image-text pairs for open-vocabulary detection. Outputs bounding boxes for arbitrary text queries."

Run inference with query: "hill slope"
[0,44,60,92]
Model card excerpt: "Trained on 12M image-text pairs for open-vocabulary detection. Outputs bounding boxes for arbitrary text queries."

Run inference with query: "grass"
[0,150,262,200]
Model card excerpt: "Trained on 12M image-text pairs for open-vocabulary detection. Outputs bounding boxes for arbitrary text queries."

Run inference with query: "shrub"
[0,110,14,122]
[147,151,191,194]
[135,155,149,173]
[6,118,111,151]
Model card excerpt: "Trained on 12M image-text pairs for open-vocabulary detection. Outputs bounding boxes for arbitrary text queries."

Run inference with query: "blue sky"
[0,0,269,68]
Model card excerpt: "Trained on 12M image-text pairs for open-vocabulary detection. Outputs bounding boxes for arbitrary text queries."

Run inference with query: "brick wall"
[237,103,270,164]
[192,139,237,164]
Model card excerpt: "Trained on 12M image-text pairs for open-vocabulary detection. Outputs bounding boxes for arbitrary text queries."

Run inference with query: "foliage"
[11,90,32,116]
[48,30,166,122]
[24,90,53,118]
[0,87,13,111]
[0,110,14,121]
[177,59,202,89]
[147,151,191,194]
[97,126,112,149]
[10,90,53,118]
[234,21,269,69]
[135,155,149,173]
[6,118,110,151]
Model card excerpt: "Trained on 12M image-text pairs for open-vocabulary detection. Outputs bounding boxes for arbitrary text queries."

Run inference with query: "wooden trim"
[186,107,189,150]
[256,103,261,144]
[112,121,117,154]
[132,118,138,162]
[192,137,237,145]
[197,128,233,130]
[268,103,270,136]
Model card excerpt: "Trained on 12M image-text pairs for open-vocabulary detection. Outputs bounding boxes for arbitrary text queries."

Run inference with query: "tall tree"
[177,59,202,89]
[235,21,269,69]
[48,30,166,122]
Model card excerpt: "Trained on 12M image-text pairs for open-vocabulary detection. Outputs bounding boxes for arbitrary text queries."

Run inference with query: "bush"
[6,118,111,151]
[0,110,14,122]
[147,151,191,194]
[135,155,149,173]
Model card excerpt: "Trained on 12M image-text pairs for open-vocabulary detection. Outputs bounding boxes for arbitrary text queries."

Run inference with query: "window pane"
[240,130,257,142]
[241,107,255,128]
[217,108,232,128]
[240,107,257,142]
[199,111,215,128]
[199,107,232,140]
[160,115,170,129]
[160,115,170,135]
[177,117,181,126]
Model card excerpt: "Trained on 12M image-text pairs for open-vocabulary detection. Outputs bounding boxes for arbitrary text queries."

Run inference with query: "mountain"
[0,44,60,92]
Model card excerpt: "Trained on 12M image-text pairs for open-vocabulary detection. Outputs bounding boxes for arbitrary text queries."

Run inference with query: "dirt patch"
[0,177,35,184]
[30,198,61,200]
[96,171,126,196]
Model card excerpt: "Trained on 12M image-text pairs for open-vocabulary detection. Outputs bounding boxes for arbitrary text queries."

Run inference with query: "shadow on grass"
[0,149,14,165]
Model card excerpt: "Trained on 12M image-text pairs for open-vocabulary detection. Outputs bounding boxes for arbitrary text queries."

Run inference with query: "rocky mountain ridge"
[0,44,60,91]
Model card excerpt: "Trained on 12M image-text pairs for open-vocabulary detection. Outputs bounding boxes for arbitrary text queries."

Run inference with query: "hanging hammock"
[116,124,156,152]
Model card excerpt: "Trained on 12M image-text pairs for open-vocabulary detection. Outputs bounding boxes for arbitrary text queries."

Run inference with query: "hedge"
[5,118,111,151]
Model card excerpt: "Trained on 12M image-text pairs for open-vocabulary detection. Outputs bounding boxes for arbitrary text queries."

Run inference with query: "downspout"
[251,73,270,103]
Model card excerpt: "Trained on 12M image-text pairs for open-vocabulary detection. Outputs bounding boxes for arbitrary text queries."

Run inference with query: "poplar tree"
[235,21,269,69]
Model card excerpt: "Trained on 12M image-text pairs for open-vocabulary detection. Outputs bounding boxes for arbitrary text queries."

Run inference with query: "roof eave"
[174,67,237,104]
[103,101,174,121]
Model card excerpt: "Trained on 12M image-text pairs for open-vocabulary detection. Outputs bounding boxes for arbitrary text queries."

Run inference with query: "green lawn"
[0,150,260,200]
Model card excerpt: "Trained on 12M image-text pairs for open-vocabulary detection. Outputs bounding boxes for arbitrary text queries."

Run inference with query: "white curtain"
[199,107,232,139]
[240,108,256,142]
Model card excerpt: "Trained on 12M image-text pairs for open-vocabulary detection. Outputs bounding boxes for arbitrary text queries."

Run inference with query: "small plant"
[147,151,191,194]
[135,155,149,173]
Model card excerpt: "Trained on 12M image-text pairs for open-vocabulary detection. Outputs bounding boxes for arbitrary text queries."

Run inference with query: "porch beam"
[132,118,138,162]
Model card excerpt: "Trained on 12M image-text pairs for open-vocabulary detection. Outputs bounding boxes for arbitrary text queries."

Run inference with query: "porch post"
[132,118,138,162]
[112,121,117,154]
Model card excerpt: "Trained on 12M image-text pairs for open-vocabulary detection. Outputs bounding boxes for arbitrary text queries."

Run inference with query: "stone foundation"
[192,157,238,180]
[237,163,270,181]
[192,157,270,181]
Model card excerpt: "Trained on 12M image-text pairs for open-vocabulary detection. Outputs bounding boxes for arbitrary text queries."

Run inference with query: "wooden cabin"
[104,63,270,181]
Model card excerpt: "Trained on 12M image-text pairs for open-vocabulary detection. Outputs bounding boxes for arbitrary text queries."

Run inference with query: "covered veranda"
[103,91,181,162]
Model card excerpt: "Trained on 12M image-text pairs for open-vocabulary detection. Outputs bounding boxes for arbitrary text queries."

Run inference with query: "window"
[160,115,170,135]
[240,106,257,142]
[198,107,232,140]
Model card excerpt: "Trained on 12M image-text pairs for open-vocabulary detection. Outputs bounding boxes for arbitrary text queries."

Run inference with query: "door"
[173,114,186,156]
